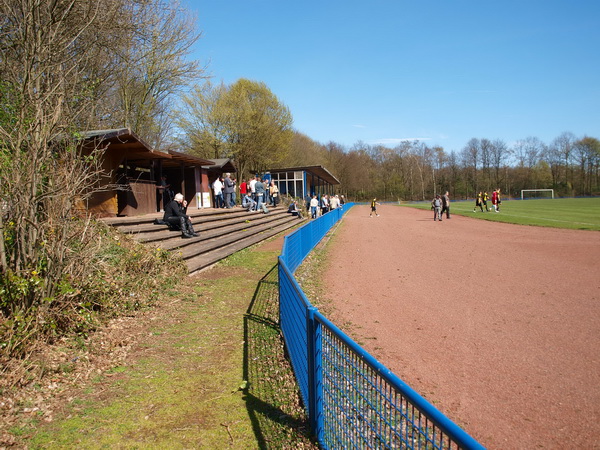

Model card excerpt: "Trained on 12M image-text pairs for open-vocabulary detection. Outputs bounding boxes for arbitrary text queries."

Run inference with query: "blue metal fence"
[278,203,484,449]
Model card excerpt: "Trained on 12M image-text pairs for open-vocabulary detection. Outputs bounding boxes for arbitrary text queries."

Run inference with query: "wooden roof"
[202,158,237,173]
[80,128,214,168]
[167,149,215,168]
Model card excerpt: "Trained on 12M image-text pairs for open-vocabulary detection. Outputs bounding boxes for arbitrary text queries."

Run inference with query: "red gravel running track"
[321,205,600,449]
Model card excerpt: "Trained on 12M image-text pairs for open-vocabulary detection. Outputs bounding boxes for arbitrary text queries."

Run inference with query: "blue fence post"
[306,306,323,442]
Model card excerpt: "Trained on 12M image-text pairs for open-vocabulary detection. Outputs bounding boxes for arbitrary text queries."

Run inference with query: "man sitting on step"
[287,201,303,219]
[163,193,198,238]
[242,193,256,211]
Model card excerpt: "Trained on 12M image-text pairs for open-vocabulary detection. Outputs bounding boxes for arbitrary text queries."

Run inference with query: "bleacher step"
[186,217,303,274]
[103,206,304,275]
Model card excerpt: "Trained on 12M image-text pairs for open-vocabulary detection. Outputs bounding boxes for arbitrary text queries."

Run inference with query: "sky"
[182,0,600,152]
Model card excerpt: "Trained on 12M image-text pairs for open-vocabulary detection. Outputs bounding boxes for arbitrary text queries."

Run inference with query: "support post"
[307,306,323,442]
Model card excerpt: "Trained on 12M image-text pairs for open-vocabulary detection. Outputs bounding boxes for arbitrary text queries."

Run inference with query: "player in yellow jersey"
[482,191,489,211]
[473,192,484,212]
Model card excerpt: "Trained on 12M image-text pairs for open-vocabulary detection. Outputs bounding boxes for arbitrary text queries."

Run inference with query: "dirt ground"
[321,205,600,449]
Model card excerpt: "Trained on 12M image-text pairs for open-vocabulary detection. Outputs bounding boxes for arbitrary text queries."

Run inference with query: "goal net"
[521,189,554,200]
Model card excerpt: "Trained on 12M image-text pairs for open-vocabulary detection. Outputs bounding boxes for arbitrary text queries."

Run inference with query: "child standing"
[432,195,442,221]
[369,198,380,217]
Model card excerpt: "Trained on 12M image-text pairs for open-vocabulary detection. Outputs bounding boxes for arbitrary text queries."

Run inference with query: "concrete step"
[177,214,300,259]
[186,216,304,274]
[103,205,304,275]
[144,211,291,250]
[135,209,289,243]
[106,206,285,234]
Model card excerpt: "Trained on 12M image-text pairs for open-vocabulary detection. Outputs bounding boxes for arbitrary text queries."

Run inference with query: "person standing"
[269,181,279,207]
[496,189,502,212]
[369,198,380,217]
[330,195,340,210]
[473,192,484,212]
[482,191,490,212]
[441,191,451,219]
[249,176,257,203]
[263,178,271,206]
[310,195,319,219]
[239,179,247,198]
[492,188,500,212]
[212,177,224,208]
[305,194,312,214]
[231,177,237,206]
[321,195,330,214]
[431,195,442,221]
[223,173,235,208]
[255,177,266,212]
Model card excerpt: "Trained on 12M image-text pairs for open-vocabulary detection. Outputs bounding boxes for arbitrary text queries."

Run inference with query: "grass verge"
[7,237,315,449]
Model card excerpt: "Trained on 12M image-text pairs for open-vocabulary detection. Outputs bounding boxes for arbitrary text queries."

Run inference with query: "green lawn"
[402,197,600,231]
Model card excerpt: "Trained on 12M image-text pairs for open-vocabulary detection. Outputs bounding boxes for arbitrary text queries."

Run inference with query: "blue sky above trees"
[184,0,600,152]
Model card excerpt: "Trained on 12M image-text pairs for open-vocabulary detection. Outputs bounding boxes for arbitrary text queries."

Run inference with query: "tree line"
[174,81,600,201]
[272,132,600,201]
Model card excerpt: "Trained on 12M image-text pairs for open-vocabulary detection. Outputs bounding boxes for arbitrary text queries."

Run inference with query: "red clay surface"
[321,205,600,449]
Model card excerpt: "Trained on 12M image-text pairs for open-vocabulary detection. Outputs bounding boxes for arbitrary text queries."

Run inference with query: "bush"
[0,219,186,360]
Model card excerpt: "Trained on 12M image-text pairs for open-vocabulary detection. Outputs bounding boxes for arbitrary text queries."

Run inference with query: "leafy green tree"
[283,131,328,167]
[177,81,229,159]
[178,79,293,179]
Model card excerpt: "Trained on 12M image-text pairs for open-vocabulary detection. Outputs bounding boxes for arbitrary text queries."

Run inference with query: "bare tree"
[550,132,576,190]
[0,0,122,316]
[105,0,205,148]
[489,139,509,187]
[574,136,600,195]
[461,138,481,195]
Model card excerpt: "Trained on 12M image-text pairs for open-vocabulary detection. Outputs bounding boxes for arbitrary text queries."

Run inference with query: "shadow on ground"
[243,265,315,448]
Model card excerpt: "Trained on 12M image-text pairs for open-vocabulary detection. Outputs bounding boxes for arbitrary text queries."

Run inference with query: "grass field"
[401,197,600,231]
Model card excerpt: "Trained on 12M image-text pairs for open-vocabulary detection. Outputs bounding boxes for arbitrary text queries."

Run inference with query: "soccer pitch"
[402,197,600,231]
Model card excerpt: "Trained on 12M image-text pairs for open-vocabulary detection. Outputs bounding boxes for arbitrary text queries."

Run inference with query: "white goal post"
[521,189,554,200]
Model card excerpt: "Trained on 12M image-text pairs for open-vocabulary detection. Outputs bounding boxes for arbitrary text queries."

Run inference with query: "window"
[270,170,305,198]
[278,180,287,194]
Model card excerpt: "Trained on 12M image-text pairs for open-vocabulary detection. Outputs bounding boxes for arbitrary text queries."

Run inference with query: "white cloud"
[371,137,432,145]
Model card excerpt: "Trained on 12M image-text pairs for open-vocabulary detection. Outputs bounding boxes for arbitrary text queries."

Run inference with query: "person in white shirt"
[330,195,340,210]
[212,177,223,208]
[320,195,329,214]
[249,176,257,202]
[310,195,319,219]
